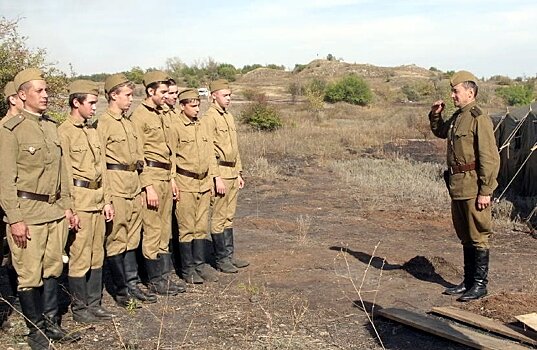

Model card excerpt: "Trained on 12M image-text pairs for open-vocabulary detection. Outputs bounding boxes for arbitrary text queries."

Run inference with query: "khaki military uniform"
[58,115,108,277]
[0,112,16,263]
[130,100,174,259]
[204,102,243,233]
[172,110,216,242]
[0,110,72,289]
[430,101,500,248]
[96,109,143,256]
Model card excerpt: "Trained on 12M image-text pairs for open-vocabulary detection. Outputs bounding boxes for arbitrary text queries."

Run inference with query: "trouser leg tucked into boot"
[444,246,474,295]
[106,254,137,308]
[42,278,81,343]
[18,288,50,350]
[86,269,114,319]
[212,233,237,273]
[458,248,489,302]
[224,228,249,268]
[179,241,203,284]
[68,276,99,323]
[124,250,157,303]
[192,239,218,282]
[145,258,179,296]
[159,252,186,293]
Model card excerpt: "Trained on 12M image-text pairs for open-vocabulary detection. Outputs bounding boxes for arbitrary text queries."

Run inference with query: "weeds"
[295,215,311,245]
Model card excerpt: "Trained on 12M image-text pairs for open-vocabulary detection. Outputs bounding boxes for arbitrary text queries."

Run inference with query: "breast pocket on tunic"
[108,134,126,145]
[71,143,89,164]
[20,143,45,164]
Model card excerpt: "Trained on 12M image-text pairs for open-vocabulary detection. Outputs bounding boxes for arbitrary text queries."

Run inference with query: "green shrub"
[240,101,282,131]
[324,74,373,106]
[496,84,535,106]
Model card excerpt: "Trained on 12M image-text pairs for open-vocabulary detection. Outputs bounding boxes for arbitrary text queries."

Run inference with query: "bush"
[240,101,282,131]
[324,74,373,106]
[496,84,535,106]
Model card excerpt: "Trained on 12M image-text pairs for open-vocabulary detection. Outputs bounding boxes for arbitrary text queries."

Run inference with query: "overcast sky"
[1,0,536,78]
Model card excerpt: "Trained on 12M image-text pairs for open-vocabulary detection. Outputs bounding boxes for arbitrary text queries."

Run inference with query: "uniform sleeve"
[0,129,23,224]
[205,111,221,178]
[96,118,112,204]
[168,115,177,179]
[130,112,152,188]
[476,114,500,196]
[58,128,75,211]
[429,112,450,139]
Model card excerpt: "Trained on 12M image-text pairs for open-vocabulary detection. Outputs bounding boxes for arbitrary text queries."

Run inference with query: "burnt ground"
[1,143,536,349]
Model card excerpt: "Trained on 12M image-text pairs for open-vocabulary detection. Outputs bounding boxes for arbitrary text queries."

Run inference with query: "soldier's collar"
[142,100,164,114]
[180,111,198,125]
[106,108,123,121]
[459,100,477,113]
[21,108,42,122]
[211,102,226,115]
[68,114,87,128]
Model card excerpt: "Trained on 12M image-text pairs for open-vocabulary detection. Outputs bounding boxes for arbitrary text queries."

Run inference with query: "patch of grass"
[329,157,449,209]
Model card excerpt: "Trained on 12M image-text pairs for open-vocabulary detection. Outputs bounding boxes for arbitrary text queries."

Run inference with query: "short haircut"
[107,81,135,102]
[19,81,33,92]
[168,78,176,86]
[462,81,478,97]
[145,80,170,96]
[69,93,89,108]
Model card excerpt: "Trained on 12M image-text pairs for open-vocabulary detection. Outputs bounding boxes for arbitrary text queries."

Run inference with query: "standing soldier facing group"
[429,70,500,302]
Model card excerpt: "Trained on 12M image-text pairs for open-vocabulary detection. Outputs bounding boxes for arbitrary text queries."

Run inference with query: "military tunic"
[204,103,243,233]
[58,115,107,277]
[96,108,143,256]
[429,101,500,248]
[130,101,175,259]
[172,111,216,241]
[0,109,72,288]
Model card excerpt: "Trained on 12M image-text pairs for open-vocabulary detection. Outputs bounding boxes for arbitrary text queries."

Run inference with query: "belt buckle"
[48,194,56,204]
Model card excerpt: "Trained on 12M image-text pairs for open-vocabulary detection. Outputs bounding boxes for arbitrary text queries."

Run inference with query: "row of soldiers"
[0,68,248,350]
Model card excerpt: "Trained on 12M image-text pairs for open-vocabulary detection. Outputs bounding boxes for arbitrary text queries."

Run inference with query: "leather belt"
[218,160,236,167]
[17,190,61,204]
[176,167,208,180]
[106,163,137,172]
[450,162,476,175]
[73,179,101,190]
[145,159,171,170]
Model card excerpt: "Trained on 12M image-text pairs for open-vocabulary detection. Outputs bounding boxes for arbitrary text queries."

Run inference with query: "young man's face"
[165,85,178,107]
[112,86,134,112]
[180,99,200,119]
[149,83,168,107]
[451,83,474,108]
[20,80,48,113]
[76,94,98,120]
[212,89,231,109]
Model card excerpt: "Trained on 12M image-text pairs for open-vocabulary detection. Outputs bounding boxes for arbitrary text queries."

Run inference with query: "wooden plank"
[516,313,537,332]
[431,306,537,346]
[378,308,532,350]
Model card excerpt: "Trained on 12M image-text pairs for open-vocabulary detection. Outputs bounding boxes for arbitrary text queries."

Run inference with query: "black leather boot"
[145,258,179,296]
[192,239,218,282]
[159,252,186,293]
[458,248,489,302]
[86,269,114,319]
[68,276,99,323]
[224,228,249,268]
[106,254,137,308]
[179,241,203,284]
[444,246,474,295]
[18,288,50,350]
[124,250,157,303]
[42,278,81,343]
[211,233,238,273]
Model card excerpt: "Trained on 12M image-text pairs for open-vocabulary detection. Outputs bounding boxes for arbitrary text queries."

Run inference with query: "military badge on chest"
[28,146,36,155]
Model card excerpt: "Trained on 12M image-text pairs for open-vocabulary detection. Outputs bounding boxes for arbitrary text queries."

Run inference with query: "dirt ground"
[1,147,536,349]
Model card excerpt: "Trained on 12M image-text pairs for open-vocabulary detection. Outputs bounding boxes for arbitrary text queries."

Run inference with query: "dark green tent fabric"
[492,102,537,197]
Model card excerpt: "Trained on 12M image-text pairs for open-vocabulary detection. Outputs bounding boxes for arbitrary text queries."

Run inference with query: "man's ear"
[17,90,26,102]
[147,87,155,97]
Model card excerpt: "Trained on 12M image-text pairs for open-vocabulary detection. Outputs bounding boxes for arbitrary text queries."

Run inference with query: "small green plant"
[126,299,139,314]
[240,100,282,131]
[496,83,535,106]
[324,74,373,106]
